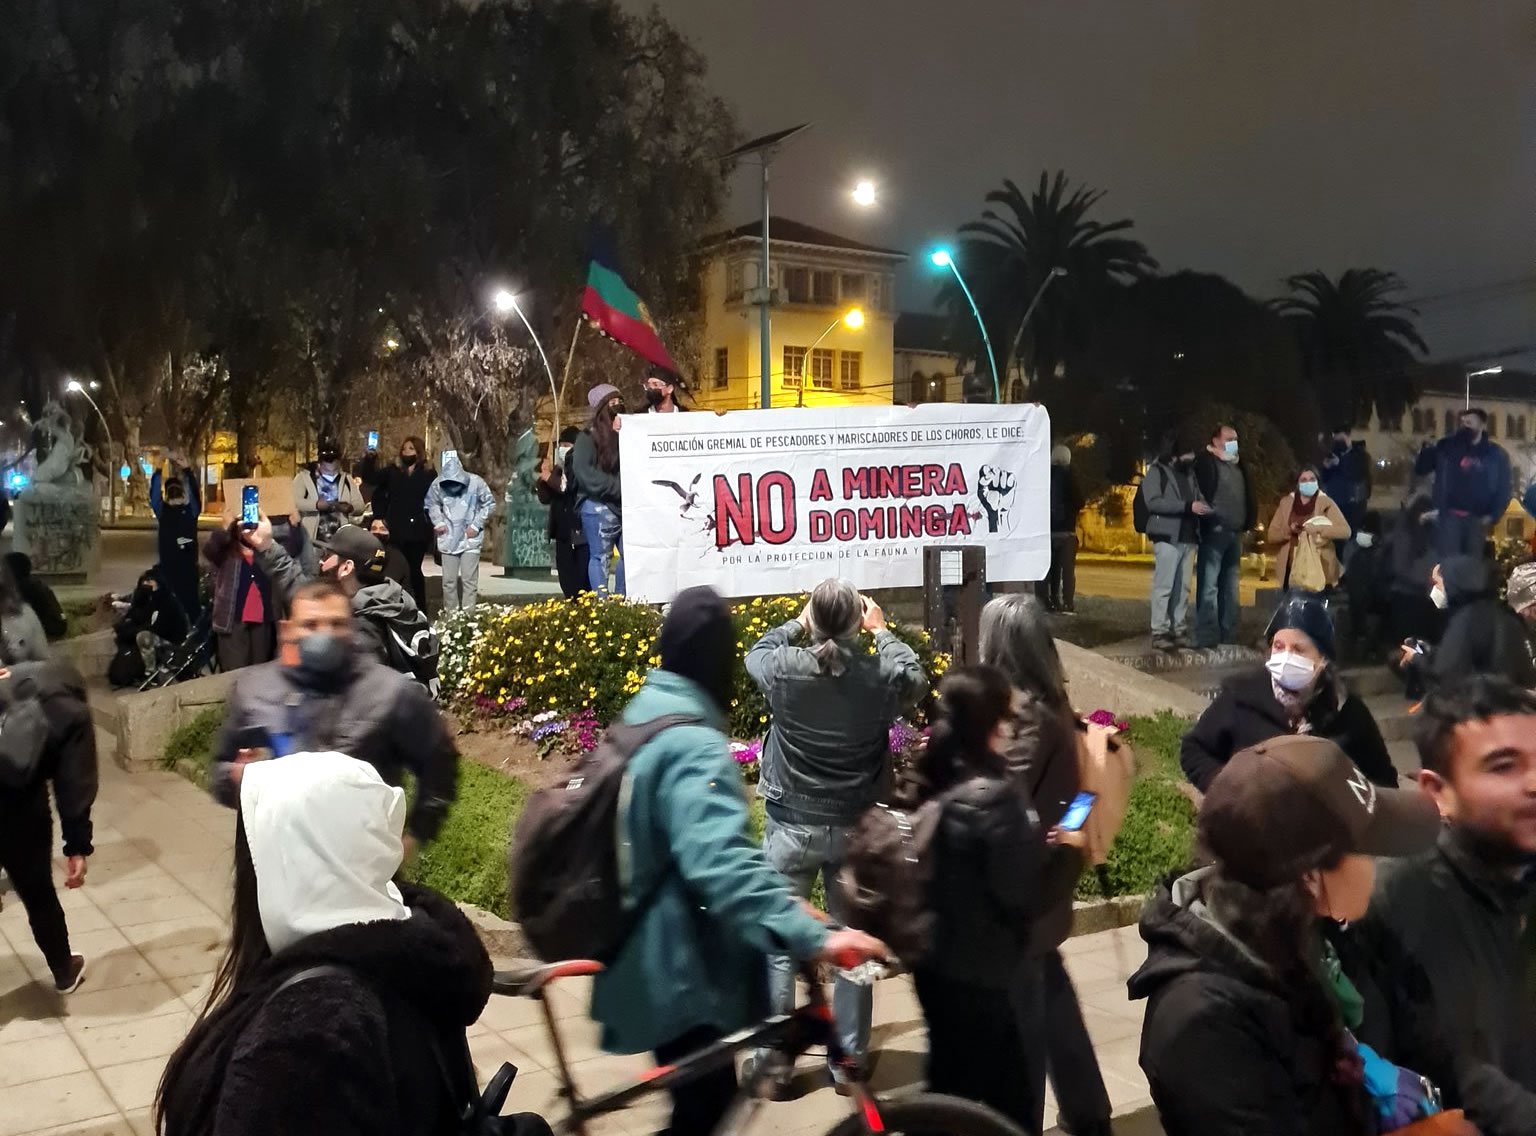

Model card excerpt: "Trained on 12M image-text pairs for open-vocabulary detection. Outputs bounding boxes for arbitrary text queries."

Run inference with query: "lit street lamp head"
[65,380,83,393]
[492,289,517,314]
[851,179,877,208]
[844,308,865,329]
[930,249,953,268]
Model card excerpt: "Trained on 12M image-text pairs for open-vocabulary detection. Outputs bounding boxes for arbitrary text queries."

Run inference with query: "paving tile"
[0,1071,119,1136]
[141,939,223,981]
[97,894,217,928]
[65,1007,192,1069]
[497,1018,604,1072]
[96,1055,170,1113]
[166,972,215,1012]
[117,918,226,952]
[0,979,70,1044]
[0,1032,89,1088]
[10,1115,140,1136]
[88,873,195,908]
[61,978,183,1028]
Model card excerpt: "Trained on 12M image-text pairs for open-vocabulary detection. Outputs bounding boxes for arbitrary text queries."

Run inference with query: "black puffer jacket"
[359,456,437,544]
[1179,668,1397,793]
[922,774,1081,987]
[1130,872,1371,1136]
[159,885,492,1136]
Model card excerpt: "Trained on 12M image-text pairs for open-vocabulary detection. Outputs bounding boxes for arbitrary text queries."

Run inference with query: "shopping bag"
[1074,722,1135,865]
[1290,535,1328,592]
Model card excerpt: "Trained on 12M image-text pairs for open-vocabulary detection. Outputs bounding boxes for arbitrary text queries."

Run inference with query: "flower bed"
[438,592,951,741]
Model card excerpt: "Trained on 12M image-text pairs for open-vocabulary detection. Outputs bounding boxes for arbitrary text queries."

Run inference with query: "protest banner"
[618,403,1050,602]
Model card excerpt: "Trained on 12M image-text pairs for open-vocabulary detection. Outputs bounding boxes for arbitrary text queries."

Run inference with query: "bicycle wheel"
[821,1091,1029,1136]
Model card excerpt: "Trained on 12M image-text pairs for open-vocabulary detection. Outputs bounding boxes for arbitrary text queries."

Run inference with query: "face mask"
[557,445,572,463]
[1298,480,1319,498]
[1459,427,1479,443]
[296,632,350,683]
[444,482,466,496]
[644,388,666,408]
[1355,532,1375,548]
[318,461,338,476]
[400,453,418,467]
[1266,650,1317,693]
[1223,439,1239,459]
[1430,584,1448,610]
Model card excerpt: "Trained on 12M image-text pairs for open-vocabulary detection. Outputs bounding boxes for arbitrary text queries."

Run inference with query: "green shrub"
[61,598,97,641]
[441,591,950,736]
[161,704,225,787]
[406,761,530,920]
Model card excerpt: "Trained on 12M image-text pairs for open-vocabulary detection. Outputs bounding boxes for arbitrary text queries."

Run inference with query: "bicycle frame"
[492,960,884,1136]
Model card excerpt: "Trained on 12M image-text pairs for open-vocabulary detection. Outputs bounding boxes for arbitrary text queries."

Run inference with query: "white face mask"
[1430,584,1448,610]
[1355,532,1375,548]
[1266,649,1317,693]
[557,445,572,463]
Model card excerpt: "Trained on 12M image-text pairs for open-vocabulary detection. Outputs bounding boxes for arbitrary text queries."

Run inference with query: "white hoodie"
[239,752,411,955]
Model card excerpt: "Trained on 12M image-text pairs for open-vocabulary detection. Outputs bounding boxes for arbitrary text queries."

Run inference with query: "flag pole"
[555,316,584,443]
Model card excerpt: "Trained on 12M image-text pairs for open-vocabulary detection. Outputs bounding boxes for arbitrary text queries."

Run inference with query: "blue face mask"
[1298,480,1319,498]
[1224,439,1240,458]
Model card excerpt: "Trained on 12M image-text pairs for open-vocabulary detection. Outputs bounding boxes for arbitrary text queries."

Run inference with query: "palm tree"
[1273,269,1428,429]
[940,171,1157,403]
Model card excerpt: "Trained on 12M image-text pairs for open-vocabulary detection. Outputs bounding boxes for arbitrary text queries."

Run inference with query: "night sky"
[636,0,1536,367]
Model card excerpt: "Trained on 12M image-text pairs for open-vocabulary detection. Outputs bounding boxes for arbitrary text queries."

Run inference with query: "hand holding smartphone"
[240,484,261,529]
[1057,791,1097,832]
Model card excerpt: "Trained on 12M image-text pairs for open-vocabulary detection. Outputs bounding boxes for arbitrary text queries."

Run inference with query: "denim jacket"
[745,621,927,825]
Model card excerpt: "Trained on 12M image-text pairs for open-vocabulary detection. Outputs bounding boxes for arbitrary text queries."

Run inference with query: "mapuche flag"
[580,243,679,374]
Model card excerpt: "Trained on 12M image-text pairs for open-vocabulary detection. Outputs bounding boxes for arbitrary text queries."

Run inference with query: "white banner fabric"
[617,403,1051,602]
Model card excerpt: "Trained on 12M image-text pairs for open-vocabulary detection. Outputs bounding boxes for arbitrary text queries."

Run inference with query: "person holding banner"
[571,384,627,595]
[742,578,927,1093]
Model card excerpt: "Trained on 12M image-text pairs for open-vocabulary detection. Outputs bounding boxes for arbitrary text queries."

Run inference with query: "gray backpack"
[0,672,50,789]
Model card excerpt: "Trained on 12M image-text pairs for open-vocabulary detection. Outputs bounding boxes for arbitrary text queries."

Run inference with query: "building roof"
[1417,363,1536,402]
[706,216,907,259]
[894,312,953,354]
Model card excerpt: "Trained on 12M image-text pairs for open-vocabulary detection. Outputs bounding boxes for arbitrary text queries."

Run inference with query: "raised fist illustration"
[977,465,1016,533]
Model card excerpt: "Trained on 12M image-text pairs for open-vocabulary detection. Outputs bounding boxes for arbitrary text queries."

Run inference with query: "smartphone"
[1058,791,1097,832]
[240,484,260,529]
[366,429,379,452]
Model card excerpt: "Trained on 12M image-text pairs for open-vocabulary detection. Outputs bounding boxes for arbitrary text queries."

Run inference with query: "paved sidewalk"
[0,760,1153,1135]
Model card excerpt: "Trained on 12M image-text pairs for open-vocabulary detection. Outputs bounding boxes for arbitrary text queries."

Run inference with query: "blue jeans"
[1195,530,1241,647]
[578,499,624,595]
[760,814,872,1063]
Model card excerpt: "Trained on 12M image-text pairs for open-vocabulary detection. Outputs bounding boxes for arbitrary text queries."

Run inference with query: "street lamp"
[66,379,117,522]
[492,289,562,439]
[1001,267,1068,401]
[1466,365,1503,408]
[851,179,878,208]
[931,247,1001,403]
[795,309,865,408]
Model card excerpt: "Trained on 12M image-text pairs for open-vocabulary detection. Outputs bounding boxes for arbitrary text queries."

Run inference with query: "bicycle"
[488,956,1027,1136]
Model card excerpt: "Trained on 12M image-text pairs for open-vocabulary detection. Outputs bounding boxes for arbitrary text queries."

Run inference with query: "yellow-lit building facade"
[692,218,906,411]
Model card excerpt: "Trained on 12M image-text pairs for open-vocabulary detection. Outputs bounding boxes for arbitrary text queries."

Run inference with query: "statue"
[13,399,100,582]
[501,421,553,577]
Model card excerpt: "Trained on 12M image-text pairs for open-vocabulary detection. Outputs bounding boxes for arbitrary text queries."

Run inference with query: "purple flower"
[531,720,567,742]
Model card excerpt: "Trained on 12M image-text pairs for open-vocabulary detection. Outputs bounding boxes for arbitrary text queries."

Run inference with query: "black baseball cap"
[319,525,387,579]
[1200,735,1440,890]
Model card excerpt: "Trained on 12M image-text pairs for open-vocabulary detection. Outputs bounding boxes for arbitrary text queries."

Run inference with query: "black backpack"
[1132,467,1159,535]
[509,714,700,962]
[377,608,441,699]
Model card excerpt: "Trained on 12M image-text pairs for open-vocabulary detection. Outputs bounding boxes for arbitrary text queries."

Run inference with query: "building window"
[1009,379,1026,403]
[1520,416,1528,440]
[840,273,866,301]
[840,351,862,391]
[812,270,837,305]
[810,347,834,389]
[1444,409,1456,435]
[1489,414,1498,438]
[909,372,928,405]
[726,263,744,301]
[1509,414,1519,439]
[871,276,883,311]
[783,267,809,304]
[1410,409,1422,433]
[713,347,729,389]
[783,346,806,388]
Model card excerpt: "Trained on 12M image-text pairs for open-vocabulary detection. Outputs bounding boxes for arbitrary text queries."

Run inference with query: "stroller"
[106,567,217,689]
[139,602,217,690]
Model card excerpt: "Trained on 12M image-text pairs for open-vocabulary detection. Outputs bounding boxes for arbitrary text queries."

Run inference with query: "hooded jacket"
[208,655,457,842]
[1414,430,1512,523]
[1180,668,1397,794]
[591,667,829,1055]
[0,660,97,856]
[745,620,927,824]
[1415,556,1536,690]
[425,453,496,556]
[1131,870,1373,1136]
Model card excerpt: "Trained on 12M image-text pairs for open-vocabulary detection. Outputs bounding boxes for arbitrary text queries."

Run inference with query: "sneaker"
[53,954,86,994]
[740,1051,793,1101]
[1060,605,1078,616]
[828,1057,869,1097]
[1150,634,1175,652]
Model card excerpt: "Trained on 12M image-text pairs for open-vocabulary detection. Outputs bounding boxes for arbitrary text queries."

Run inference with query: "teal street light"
[931,248,1000,403]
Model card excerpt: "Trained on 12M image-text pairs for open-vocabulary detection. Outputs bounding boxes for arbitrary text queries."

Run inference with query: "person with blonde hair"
[742,578,927,1092]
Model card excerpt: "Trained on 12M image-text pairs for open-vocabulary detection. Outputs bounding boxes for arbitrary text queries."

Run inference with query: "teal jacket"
[590,670,829,1055]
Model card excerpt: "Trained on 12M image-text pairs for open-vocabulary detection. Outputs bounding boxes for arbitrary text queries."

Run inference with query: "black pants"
[1040,950,1112,1135]
[1037,532,1078,610]
[554,540,590,600]
[0,793,71,978]
[916,967,1042,1135]
[396,538,431,612]
[654,1026,737,1136]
